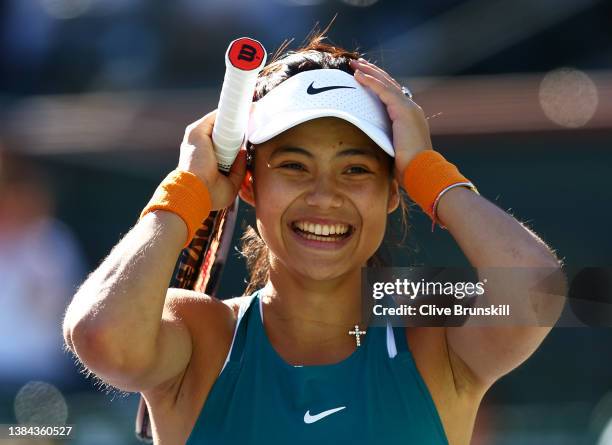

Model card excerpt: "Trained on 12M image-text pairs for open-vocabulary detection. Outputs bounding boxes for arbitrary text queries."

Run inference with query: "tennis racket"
[135,37,267,442]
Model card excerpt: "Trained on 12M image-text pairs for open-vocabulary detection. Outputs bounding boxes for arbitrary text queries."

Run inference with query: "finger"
[185,109,218,142]
[226,148,248,192]
[350,59,401,90]
[354,69,405,106]
[357,69,424,114]
[358,58,402,89]
[185,110,220,147]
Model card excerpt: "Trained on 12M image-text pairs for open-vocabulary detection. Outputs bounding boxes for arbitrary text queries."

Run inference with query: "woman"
[63,34,565,444]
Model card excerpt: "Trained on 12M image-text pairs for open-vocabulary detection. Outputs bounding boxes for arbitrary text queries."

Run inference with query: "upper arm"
[88,289,234,393]
[446,266,566,391]
[446,325,553,392]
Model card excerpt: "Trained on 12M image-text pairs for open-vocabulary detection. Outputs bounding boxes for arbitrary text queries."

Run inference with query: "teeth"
[301,233,344,242]
[293,221,350,236]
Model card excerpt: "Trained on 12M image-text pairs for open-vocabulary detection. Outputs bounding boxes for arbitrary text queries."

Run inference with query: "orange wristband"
[403,150,478,230]
[140,170,212,247]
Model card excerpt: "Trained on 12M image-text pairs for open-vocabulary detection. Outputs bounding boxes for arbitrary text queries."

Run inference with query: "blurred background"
[1,0,611,444]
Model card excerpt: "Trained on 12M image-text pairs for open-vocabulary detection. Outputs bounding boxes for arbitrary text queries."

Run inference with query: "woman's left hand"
[350,58,433,184]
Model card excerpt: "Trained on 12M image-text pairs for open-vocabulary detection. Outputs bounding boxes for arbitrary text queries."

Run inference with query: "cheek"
[254,174,293,213]
[359,201,388,234]
[253,176,294,244]
[355,184,390,241]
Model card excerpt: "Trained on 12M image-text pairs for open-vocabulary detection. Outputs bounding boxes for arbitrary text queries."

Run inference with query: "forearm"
[64,210,187,367]
[436,187,560,268]
[437,187,566,324]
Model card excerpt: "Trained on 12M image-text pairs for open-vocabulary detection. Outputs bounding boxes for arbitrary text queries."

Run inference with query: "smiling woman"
[63,27,565,445]
[239,46,406,296]
[176,34,468,444]
[240,117,399,286]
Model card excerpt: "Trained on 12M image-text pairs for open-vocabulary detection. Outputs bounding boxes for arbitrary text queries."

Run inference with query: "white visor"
[247,69,394,157]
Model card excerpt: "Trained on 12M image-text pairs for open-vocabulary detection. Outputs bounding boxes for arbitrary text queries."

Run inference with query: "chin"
[293,262,357,282]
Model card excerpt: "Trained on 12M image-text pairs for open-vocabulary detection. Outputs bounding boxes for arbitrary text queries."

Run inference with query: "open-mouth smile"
[288,219,356,249]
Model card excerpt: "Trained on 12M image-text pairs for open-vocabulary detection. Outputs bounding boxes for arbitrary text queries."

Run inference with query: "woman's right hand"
[178,109,248,211]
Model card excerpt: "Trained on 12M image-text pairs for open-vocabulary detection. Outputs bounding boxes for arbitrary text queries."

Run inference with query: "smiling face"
[239,117,400,282]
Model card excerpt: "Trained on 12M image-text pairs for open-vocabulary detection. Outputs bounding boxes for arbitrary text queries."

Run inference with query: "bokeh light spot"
[40,0,92,20]
[539,67,598,128]
[14,381,69,425]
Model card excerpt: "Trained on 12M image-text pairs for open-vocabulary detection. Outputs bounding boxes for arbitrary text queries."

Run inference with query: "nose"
[304,175,343,209]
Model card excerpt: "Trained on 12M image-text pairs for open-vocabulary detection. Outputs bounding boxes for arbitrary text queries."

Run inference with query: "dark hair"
[240,29,411,295]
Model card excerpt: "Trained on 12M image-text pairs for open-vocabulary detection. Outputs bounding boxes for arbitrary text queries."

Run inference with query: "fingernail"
[358,57,366,62]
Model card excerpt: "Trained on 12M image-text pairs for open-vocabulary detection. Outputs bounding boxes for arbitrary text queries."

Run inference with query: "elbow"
[62,299,82,354]
[530,261,568,325]
[509,242,564,269]
[65,310,154,378]
[62,316,74,353]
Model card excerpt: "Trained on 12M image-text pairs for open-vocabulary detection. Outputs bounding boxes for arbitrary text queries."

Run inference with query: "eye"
[279,162,306,171]
[345,166,371,175]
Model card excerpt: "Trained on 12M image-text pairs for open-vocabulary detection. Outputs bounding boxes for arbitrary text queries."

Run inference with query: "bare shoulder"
[165,287,230,312]
[222,295,252,317]
[406,327,486,445]
[163,288,236,352]
[139,291,246,443]
[165,289,249,313]
[140,289,237,399]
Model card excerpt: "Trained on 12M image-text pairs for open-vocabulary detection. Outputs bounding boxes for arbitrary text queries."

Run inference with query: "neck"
[260,258,366,351]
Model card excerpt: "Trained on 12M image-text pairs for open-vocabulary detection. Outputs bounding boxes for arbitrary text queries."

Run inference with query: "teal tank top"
[186,289,448,444]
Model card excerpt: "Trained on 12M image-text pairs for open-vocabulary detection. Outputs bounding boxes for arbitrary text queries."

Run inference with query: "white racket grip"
[213,38,267,172]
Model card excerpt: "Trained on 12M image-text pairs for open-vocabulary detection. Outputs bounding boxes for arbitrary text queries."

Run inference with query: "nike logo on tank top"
[303,406,346,423]
[186,289,448,444]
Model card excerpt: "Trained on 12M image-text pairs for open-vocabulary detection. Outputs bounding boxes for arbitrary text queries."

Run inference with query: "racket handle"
[213,37,267,172]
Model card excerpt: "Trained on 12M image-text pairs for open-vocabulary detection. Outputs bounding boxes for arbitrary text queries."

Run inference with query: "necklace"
[259,289,369,347]
[348,325,367,347]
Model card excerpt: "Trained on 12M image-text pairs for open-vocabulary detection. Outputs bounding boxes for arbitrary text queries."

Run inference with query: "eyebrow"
[269,146,382,162]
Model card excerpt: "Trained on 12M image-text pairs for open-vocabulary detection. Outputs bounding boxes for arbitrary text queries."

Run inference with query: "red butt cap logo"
[228,38,265,71]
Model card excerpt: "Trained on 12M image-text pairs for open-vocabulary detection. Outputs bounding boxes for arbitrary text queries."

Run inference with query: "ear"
[387,178,400,214]
[238,170,255,207]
